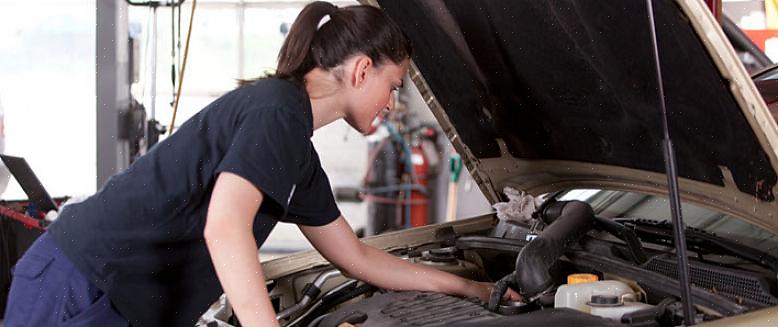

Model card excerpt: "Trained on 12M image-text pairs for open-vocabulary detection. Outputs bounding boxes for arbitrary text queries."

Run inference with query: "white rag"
[492,187,542,223]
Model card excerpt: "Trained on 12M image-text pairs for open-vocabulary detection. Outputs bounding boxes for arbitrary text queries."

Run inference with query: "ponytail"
[276,1,338,81]
[241,1,411,87]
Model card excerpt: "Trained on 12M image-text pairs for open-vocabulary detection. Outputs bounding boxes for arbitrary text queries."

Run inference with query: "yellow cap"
[567,273,599,284]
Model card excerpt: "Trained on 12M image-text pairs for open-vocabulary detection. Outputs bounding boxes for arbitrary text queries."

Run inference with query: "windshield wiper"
[614,218,778,272]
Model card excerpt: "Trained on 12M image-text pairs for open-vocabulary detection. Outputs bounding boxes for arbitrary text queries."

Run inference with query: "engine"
[198,200,778,327]
[313,201,641,327]
[316,291,622,327]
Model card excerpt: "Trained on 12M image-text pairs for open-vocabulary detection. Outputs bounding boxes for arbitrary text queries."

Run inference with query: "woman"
[4,2,518,326]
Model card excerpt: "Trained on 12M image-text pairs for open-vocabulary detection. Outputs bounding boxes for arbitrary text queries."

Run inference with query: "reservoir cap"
[588,294,622,307]
[567,273,598,284]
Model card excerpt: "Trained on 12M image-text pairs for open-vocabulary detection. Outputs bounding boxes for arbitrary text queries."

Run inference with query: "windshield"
[753,64,778,81]
[559,189,778,256]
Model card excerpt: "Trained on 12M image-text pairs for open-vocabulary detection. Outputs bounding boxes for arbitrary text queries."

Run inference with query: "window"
[0,0,96,199]
[129,1,356,137]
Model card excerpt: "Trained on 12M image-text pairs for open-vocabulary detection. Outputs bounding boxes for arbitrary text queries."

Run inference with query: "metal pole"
[150,6,158,120]
[96,0,131,187]
[645,0,696,324]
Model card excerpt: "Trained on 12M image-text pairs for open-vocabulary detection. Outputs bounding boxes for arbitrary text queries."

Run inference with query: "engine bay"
[198,200,778,327]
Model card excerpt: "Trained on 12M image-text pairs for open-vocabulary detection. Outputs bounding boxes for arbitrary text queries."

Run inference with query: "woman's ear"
[351,56,373,88]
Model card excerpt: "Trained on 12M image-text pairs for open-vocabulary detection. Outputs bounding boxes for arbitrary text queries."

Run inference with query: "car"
[199,0,778,326]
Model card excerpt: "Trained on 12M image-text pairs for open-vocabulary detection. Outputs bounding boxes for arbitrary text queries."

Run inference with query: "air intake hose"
[515,200,594,296]
[488,200,594,310]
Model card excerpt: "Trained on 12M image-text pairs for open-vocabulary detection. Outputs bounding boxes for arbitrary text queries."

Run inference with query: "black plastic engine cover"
[317,291,622,327]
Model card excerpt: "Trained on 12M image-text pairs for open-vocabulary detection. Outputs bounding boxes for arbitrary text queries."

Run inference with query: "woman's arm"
[300,217,520,302]
[204,172,279,327]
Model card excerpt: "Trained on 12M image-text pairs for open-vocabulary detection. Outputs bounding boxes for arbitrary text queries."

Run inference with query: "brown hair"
[242,1,411,86]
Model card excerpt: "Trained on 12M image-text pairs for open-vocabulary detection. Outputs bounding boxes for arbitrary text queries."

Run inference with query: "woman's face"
[344,58,409,134]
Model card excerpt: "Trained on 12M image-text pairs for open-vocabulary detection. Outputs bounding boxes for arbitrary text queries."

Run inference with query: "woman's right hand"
[467,281,523,304]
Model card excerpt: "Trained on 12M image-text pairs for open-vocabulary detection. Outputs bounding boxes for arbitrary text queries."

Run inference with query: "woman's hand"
[467,281,522,304]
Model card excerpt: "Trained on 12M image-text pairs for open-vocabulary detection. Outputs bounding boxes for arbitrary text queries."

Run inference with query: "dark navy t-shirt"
[47,79,341,327]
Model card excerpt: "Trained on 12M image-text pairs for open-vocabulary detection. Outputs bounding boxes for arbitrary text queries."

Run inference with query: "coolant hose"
[513,200,594,299]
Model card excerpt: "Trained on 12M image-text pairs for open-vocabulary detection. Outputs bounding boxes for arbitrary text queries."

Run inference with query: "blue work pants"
[3,232,129,326]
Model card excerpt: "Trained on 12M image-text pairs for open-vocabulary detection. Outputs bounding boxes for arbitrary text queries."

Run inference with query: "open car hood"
[367,0,778,233]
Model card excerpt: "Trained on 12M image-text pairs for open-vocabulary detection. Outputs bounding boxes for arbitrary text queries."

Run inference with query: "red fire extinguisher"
[409,139,429,227]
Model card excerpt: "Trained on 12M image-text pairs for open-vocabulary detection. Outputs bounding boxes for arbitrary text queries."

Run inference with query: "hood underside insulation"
[378,0,777,202]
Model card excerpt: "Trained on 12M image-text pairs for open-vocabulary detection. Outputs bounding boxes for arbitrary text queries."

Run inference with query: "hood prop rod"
[645,0,695,324]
